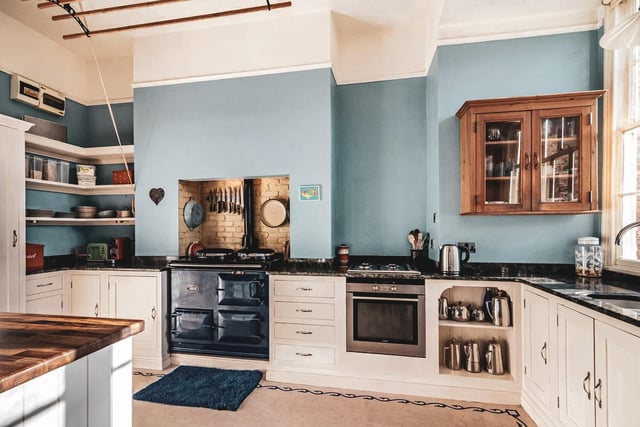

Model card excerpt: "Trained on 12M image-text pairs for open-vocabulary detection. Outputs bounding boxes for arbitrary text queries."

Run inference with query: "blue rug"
[133,366,263,411]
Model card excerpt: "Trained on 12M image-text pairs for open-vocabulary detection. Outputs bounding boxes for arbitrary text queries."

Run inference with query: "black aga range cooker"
[169,248,282,359]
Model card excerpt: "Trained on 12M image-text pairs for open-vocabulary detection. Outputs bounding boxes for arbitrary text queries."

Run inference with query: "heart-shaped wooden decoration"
[149,188,165,205]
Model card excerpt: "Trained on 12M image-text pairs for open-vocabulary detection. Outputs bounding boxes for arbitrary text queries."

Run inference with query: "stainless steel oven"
[346,278,425,358]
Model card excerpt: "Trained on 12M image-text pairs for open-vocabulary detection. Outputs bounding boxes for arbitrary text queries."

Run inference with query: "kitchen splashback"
[178,176,290,257]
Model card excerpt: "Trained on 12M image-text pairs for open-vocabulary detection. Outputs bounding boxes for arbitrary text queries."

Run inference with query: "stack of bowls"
[74,205,98,218]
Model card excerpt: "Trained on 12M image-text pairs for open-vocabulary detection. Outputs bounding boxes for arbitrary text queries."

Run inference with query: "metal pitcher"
[486,291,511,327]
[438,297,450,320]
[463,339,481,373]
[485,337,505,375]
[443,338,462,370]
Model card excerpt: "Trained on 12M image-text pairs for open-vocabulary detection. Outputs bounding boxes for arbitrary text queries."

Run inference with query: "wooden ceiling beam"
[52,0,189,21]
[62,1,292,39]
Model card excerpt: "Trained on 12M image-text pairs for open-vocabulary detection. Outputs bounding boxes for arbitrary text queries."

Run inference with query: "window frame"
[602,0,640,274]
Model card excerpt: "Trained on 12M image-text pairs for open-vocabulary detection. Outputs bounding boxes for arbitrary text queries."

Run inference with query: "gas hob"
[347,262,421,275]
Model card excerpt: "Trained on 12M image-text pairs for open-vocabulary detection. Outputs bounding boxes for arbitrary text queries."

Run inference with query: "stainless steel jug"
[438,297,450,320]
[464,339,481,373]
[486,290,511,327]
[443,338,462,370]
[485,337,505,375]
[439,244,470,275]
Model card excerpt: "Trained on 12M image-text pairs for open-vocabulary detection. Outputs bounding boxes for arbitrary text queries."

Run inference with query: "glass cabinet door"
[478,112,530,212]
[539,115,580,203]
[533,107,593,212]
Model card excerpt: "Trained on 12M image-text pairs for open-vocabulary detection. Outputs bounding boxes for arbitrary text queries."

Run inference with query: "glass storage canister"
[575,237,602,277]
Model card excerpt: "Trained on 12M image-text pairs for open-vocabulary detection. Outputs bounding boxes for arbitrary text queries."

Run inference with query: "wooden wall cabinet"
[457,91,605,215]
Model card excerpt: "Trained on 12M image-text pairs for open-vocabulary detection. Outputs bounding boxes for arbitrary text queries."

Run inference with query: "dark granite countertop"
[0,313,144,393]
[27,255,171,275]
[274,258,640,328]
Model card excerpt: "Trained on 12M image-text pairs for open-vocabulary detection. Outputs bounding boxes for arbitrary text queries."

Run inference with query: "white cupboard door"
[110,275,157,352]
[524,290,552,409]
[26,293,63,315]
[70,274,102,317]
[558,305,595,427]
[595,321,640,427]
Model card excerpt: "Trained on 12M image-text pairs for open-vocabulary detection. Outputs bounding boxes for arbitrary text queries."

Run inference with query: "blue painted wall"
[334,78,427,256]
[431,30,603,263]
[134,69,334,257]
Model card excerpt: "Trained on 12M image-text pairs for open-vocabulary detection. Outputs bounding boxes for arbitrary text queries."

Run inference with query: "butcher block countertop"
[0,312,144,393]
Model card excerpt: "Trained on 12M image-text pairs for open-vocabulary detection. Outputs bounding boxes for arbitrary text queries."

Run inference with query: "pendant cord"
[46,0,132,187]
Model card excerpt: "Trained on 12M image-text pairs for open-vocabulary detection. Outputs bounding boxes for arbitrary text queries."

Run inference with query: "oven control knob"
[391,286,398,292]
[372,285,379,291]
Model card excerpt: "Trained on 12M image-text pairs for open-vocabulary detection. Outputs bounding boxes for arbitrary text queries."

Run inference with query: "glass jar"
[575,237,602,277]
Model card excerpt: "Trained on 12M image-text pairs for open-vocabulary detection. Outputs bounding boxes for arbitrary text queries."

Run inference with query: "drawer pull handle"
[295,352,312,357]
[94,303,99,317]
[296,331,312,335]
[151,307,156,320]
[186,285,199,292]
[36,282,55,288]
[296,309,313,313]
[296,287,313,291]
[12,230,17,248]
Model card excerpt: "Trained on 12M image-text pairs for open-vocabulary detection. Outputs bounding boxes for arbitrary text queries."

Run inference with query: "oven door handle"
[351,295,419,302]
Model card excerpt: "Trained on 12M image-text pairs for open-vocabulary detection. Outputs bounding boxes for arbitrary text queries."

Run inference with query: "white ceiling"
[0,0,604,60]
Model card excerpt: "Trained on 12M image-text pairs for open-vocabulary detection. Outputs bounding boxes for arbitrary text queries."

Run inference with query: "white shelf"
[26,217,135,226]
[26,178,134,195]
[438,320,512,330]
[25,133,134,165]
[438,366,514,382]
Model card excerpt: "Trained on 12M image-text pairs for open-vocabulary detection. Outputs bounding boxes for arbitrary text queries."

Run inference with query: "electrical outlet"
[458,242,476,253]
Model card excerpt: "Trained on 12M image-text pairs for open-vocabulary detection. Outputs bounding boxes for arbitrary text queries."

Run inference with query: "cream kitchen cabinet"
[68,270,169,370]
[558,304,640,427]
[268,275,345,373]
[0,115,33,313]
[25,271,65,315]
[522,288,558,419]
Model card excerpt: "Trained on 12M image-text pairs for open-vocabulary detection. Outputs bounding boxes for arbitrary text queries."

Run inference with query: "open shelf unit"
[25,133,135,227]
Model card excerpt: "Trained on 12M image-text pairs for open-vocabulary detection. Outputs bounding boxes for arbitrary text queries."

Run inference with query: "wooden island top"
[0,312,144,393]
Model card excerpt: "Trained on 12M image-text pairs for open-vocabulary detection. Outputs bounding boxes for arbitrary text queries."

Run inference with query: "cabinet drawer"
[273,280,335,298]
[274,302,335,320]
[26,274,63,296]
[274,344,335,365]
[274,322,335,343]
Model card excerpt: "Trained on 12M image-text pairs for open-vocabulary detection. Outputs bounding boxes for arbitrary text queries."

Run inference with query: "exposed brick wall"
[254,177,290,254]
[178,177,290,256]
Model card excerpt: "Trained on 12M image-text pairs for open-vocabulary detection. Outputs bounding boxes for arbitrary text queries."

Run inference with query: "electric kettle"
[439,244,470,275]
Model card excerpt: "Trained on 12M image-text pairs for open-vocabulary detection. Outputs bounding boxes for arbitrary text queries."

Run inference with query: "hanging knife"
[222,187,227,213]
[215,188,221,213]
[239,185,244,217]
[234,187,239,214]
[206,190,214,212]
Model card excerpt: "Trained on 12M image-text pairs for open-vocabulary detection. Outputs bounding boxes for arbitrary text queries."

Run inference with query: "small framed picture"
[299,184,321,201]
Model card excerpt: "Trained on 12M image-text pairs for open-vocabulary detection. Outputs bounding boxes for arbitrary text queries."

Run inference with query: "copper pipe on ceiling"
[62,1,292,39]
[52,0,189,21]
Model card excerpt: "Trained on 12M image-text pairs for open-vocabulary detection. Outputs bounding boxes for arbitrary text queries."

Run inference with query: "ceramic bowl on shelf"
[73,205,98,218]
[26,209,54,218]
